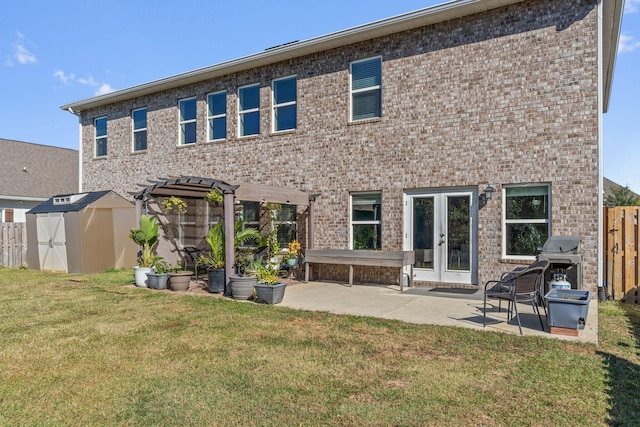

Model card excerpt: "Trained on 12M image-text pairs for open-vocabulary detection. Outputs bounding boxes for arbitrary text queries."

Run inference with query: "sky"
[1,0,639,192]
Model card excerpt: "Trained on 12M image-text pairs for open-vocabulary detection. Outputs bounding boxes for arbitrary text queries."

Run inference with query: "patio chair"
[182,246,207,282]
[483,259,550,335]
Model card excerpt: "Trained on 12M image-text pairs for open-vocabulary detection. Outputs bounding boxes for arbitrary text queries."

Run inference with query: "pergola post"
[135,199,143,226]
[223,191,235,296]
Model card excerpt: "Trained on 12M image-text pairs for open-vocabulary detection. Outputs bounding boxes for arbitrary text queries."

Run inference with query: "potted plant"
[161,196,188,213]
[198,223,226,293]
[168,260,193,291]
[146,259,170,290]
[254,262,287,304]
[128,214,160,287]
[284,240,301,267]
[204,188,223,204]
[228,220,261,299]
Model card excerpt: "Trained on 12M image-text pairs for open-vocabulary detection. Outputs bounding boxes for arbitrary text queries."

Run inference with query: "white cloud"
[53,70,75,85]
[5,32,36,66]
[53,70,115,94]
[625,0,640,14]
[95,83,115,96]
[618,34,640,54]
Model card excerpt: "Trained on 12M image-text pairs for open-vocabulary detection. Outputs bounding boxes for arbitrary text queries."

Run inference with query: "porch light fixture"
[484,184,495,200]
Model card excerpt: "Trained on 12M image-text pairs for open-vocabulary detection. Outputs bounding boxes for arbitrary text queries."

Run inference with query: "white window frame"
[350,191,382,250]
[132,107,147,152]
[350,56,382,122]
[272,75,297,132]
[502,184,551,260]
[207,91,227,142]
[238,83,260,137]
[94,116,107,157]
[178,97,197,145]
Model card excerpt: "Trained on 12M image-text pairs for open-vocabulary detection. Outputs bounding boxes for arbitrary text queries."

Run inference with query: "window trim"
[349,191,382,250]
[94,116,107,157]
[349,56,382,122]
[132,107,147,152]
[272,75,297,133]
[238,83,260,137]
[501,184,551,260]
[207,90,227,142]
[178,96,197,145]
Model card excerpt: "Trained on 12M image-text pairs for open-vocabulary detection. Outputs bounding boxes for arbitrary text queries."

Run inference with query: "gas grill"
[536,236,583,294]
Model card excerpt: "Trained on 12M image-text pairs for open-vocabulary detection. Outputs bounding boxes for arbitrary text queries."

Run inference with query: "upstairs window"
[351,192,382,250]
[207,91,227,141]
[503,185,551,258]
[132,108,147,151]
[272,76,297,132]
[238,84,260,137]
[95,117,107,157]
[179,97,197,145]
[350,57,382,121]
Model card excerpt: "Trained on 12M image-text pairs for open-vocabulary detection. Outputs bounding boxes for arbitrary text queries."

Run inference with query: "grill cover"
[540,236,580,254]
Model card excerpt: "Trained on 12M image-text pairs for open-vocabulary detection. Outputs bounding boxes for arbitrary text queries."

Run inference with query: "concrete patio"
[279,280,598,344]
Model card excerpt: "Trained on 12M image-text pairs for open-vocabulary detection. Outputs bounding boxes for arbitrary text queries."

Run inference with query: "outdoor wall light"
[484,184,495,200]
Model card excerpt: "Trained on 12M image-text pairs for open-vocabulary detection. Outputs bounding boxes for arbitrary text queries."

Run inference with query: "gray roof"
[0,138,79,199]
[61,0,624,114]
[27,191,111,214]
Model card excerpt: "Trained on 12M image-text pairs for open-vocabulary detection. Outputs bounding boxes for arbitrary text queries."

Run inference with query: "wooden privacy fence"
[0,222,28,268]
[604,207,639,302]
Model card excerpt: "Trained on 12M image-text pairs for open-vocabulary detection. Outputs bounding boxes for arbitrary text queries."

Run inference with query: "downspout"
[63,106,83,193]
[597,0,604,293]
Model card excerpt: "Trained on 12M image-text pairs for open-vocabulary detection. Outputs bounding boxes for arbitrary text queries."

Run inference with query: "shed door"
[36,213,68,273]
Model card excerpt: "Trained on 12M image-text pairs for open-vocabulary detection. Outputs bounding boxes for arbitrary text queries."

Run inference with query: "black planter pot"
[207,268,225,293]
[254,282,287,304]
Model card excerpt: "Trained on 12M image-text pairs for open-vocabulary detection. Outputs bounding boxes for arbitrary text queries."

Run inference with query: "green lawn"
[0,268,638,426]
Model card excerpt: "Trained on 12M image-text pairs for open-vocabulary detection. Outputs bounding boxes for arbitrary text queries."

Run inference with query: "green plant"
[254,262,280,285]
[204,188,223,204]
[161,196,188,213]
[152,259,171,274]
[199,223,225,270]
[128,215,160,268]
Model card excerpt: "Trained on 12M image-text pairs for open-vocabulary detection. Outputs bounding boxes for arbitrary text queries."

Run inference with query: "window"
[272,76,297,132]
[351,192,381,249]
[238,84,260,137]
[350,57,382,121]
[503,185,550,258]
[132,108,147,151]
[179,97,197,145]
[237,201,260,247]
[207,91,226,141]
[178,201,197,246]
[275,204,297,247]
[94,117,107,157]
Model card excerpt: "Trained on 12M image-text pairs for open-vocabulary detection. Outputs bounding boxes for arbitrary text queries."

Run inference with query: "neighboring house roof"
[27,190,112,214]
[0,138,79,200]
[61,0,624,114]
[603,177,640,200]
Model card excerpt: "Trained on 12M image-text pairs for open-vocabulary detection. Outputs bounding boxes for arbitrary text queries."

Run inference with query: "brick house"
[61,0,623,291]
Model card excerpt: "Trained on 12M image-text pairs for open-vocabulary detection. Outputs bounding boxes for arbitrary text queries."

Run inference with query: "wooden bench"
[304,249,415,289]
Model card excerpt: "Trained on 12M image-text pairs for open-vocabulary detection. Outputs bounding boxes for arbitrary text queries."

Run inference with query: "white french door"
[404,189,477,285]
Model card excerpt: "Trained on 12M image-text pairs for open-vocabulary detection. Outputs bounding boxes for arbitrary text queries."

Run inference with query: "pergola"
[132,176,317,292]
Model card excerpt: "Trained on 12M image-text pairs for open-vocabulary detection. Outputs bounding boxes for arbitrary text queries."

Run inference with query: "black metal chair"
[483,259,550,335]
[182,246,207,281]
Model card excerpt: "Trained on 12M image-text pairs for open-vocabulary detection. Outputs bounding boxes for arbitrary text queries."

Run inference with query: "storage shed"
[26,191,137,273]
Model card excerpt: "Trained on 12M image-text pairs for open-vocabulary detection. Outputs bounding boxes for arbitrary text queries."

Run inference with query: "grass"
[0,268,638,426]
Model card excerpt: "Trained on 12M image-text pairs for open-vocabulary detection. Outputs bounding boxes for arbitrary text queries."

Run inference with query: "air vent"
[53,193,88,205]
